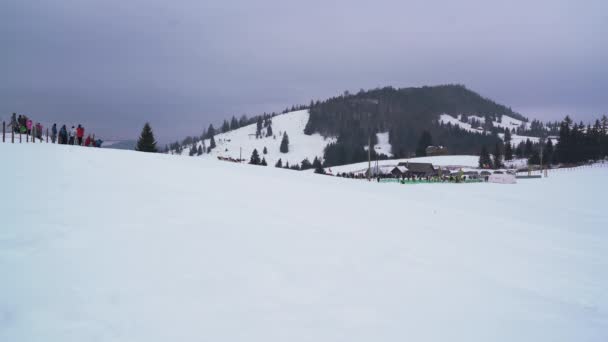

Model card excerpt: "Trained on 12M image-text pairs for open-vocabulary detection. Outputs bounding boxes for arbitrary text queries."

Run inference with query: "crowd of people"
[8,113,102,147]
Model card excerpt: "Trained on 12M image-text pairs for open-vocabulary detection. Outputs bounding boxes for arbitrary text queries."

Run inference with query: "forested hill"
[304,85,527,165]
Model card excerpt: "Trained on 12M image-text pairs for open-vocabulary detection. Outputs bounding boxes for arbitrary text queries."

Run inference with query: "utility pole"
[539,138,543,177]
[367,135,371,181]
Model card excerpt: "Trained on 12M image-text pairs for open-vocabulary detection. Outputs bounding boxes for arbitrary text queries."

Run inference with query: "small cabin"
[398,162,436,177]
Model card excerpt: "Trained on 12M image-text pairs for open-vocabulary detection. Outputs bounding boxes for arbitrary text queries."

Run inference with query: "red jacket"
[77,127,84,138]
[84,136,92,146]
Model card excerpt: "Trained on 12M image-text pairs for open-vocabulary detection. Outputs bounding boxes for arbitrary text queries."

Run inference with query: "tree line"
[477,115,608,168]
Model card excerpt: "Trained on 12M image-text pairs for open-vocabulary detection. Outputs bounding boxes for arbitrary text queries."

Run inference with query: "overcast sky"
[1,0,606,143]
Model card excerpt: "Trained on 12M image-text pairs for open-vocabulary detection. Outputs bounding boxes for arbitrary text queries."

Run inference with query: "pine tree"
[263,146,268,154]
[528,150,541,165]
[136,123,158,153]
[221,120,229,133]
[197,145,203,156]
[209,135,216,150]
[478,146,492,169]
[415,130,433,157]
[189,145,197,156]
[300,158,312,170]
[524,139,533,158]
[249,149,261,165]
[493,142,503,168]
[266,124,273,137]
[275,158,283,168]
[230,116,239,131]
[207,124,216,139]
[312,157,322,170]
[504,143,513,161]
[256,117,263,138]
[260,157,267,166]
[313,157,325,174]
[280,132,289,153]
[504,129,512,144]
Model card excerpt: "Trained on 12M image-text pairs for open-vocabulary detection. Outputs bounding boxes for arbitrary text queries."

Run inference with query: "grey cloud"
[1,0,606,143]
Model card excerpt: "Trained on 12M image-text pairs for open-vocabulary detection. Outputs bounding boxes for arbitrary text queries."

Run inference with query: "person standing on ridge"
[76,124,84,145]
[59,125,68,144]
[51,124,57,143]
[26,118,33,136]
[69,126,76,145]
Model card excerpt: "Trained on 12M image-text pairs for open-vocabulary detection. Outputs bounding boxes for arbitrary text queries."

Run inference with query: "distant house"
[390,166,408,177]
[425,145,448,156]
[398,162,436,177]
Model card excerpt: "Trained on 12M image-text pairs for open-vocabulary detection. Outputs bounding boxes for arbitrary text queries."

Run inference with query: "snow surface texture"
[1,143,608,342]
[179,110,335,166]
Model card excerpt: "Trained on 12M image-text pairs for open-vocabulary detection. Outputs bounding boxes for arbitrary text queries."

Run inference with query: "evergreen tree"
[493,142,503,168]
[478,146,492,169]
[260,157,267,166]
[249,149,261,165]
[136,123,158,153]
[504,143,513,161]
[528,150,541,165]
[230,116,239,130]
[415,130,433,157]
[189,145,197,156]
[524,139,533,158]
[515,142,524,158]
[221,120,230,133]
[556,116,572,163]
[280,132,289,153]
[266,123,273,137]
[197,145,203,156]
[207,124,216,139]
[313,157,325,174]
[263,146,268,154]
[275,158,283,168]
[312,157,322,170]
[300,158,312,170]
[256,117,263,138]
[504,129,512,144]
[209,135,216,150]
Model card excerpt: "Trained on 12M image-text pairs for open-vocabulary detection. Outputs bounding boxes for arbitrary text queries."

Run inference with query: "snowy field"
[1,143,607,342]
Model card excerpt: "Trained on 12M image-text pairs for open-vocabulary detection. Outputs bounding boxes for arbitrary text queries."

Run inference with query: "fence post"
[2,121,4,143]
[11,125,14,143]
[46,128,49,143]
[19,131,22,143]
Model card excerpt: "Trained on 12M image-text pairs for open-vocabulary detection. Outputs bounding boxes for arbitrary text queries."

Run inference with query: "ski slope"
[178,110,335,166]
[1,143,608,342]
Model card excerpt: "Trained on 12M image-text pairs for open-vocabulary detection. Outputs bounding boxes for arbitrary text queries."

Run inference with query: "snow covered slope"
[180,110,335,166]
[439,113,540,145]
[2,143,608,342]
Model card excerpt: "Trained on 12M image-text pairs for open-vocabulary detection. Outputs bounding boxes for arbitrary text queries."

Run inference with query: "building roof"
[391,166,408,173]
[397,162,435,174]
